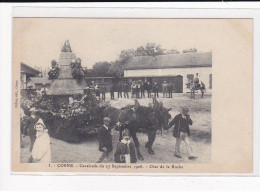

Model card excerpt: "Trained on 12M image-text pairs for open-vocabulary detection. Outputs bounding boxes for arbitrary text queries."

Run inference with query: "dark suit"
[169,113,192,138]
[169,113,194,157]
[152,84,159,98]
[96,125,113,162]
[25,115,39,152]
[114,142,137,163]
[97,125,113,152]
[110,85,115,99]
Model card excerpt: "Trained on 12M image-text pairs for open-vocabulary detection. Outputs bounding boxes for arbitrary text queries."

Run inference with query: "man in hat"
[114,129,137,163]
[117,82,123,98]
[153,82,159,98]
[100,83,106,101]
[131,81,136,98]
[147,81,152,98]
[140,81,145,98]
[136,81,141,99]
[168,107,197,160]
[96,117,113,163]
[25,108,40,154]
[194,73,200,88]
[122,82,129,99]
[162,81,168,98]
[110,83,115,100]
[167,82,174,98]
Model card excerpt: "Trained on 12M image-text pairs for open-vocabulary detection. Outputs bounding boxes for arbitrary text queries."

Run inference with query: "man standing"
[167,82,174,98]
[96,117,113,163]
[140,81,145,98]
[162,81,168,98]
[131,81,135,98]
[147,81,152,98]
[123,82,129,99]
[110,83,115,100]
[117,82,123,98]
[168,107,197,160]
[136,81,141,99]
[153,82,159,98]
[100,83,106,101]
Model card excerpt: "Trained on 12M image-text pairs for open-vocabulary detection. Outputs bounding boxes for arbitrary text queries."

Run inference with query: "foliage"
[182,48,198,53]
[85,61,113,77]
[166,49,180,54]
[92,61,112,76]
[22,90,109,142]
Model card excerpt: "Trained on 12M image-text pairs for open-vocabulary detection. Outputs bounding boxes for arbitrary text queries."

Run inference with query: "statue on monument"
[48,59,60,79]
[61,40,72,52]
[71,58,85,81]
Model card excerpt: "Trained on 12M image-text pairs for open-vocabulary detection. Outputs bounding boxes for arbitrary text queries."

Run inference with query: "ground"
[21,92,211,164]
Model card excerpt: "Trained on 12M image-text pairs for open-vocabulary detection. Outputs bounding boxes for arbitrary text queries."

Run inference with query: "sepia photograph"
[12,18,252,173]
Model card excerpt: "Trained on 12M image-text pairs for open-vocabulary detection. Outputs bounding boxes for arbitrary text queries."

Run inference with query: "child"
[31,118,51,163]
[26,108,39,153]
[114,129,137,163]
[96,117,113,163]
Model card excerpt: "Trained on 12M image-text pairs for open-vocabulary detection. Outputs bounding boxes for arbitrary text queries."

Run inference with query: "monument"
[47,40,87,95]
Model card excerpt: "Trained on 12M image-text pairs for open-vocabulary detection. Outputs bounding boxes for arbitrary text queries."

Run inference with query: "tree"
[91,61,112,77]
[166,49,180,54]
[119,49,136,65]
[136,46,146,56]
[144,43,166,56]
[182,48,198,53]
[108,60,124,78]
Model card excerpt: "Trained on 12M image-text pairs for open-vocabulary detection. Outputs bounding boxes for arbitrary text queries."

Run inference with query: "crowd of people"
[90,80,176,101]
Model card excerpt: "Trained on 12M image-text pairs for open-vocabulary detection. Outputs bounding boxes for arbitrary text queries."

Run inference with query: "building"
[123,52,212,93]
[20,62,41,89]
[26,77,51,89]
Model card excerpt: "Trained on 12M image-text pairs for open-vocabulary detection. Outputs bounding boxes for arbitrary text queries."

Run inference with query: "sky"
[13,18,237,70]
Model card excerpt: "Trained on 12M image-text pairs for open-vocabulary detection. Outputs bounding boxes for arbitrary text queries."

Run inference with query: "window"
[186,74,194,88]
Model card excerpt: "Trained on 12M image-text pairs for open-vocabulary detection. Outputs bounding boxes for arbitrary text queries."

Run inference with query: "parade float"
[35,40,107,142]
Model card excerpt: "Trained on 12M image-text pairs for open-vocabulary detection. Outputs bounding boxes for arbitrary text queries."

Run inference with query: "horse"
[188,82,206,99]
[103,99,171,160]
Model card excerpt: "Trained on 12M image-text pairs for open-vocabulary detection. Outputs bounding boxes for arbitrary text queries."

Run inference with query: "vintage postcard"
[12,18,253,174]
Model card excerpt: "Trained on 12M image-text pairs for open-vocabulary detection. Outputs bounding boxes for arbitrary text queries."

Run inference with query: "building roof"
[21,62,41,75]
[123,52,212,70]
[27,77,51,85]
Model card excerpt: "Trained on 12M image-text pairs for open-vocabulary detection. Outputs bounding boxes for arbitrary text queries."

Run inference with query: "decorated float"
[33,40,108,142]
